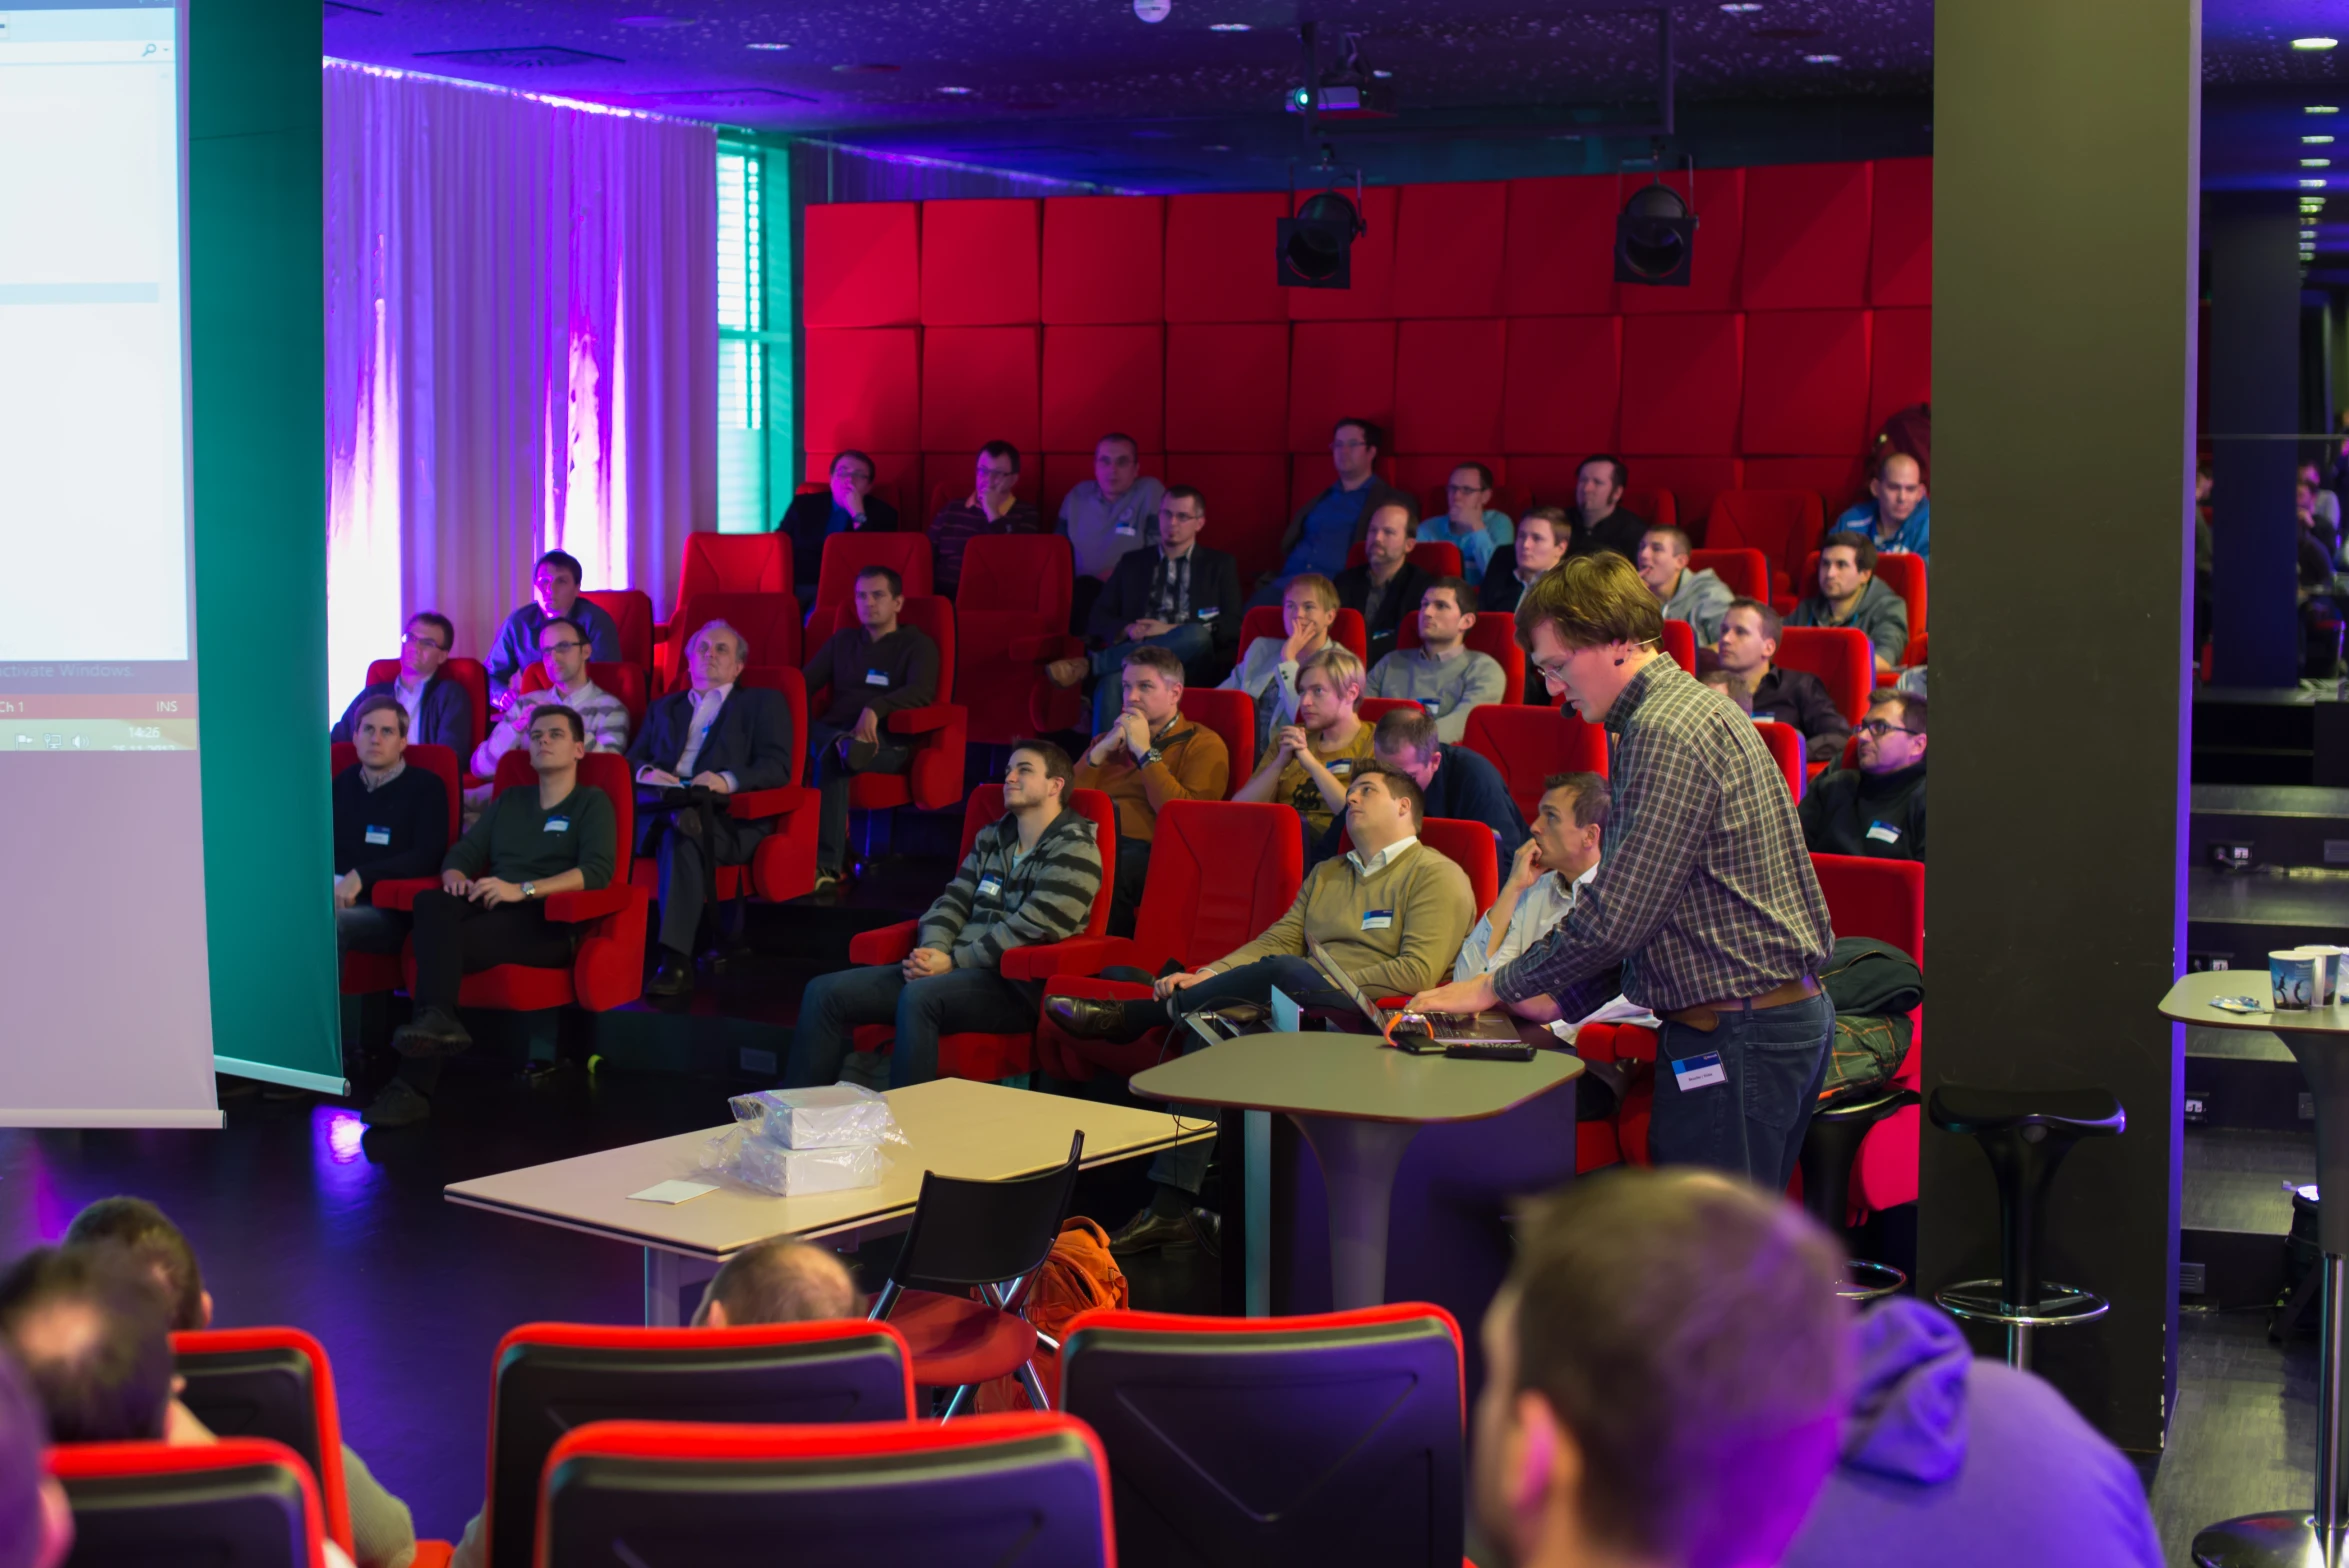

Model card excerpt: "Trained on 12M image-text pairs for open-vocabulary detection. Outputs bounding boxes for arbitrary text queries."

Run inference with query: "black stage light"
[1615,180,1698,287]
[1277,190,1365,289]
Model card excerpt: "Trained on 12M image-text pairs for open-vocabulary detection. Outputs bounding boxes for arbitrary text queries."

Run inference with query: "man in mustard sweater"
[1073,645,1230,936]
[1049,761,1474,1254]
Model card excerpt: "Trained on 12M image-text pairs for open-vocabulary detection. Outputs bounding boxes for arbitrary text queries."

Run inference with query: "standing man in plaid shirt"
[1406,553,1835,1187]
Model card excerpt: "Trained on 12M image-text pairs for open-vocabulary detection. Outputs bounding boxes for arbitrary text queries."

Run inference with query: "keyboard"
[1444,1040,1537,1062]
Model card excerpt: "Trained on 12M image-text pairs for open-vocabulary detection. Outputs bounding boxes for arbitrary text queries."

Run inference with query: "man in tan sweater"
[1048,761,1475,1254]
[1073,644,1231,935]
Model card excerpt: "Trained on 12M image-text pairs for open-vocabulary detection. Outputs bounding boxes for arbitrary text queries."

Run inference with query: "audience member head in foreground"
[0,1246,174,1445]
[1476,1170,1852,1568]
[0,1350,69,1568]
[691,1239,860,1326]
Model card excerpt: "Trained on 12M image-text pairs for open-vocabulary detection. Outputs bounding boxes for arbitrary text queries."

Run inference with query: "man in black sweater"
[1563,454,1650,561]
[1716,598,1852,764]
[776,449,900,614]
[333,696,450,956]
[803,565,942,889]
[1049,485,1244,730]
[367,704,618,1128]
[1801,691,1927,862]
[629,618,797,998]
[1334,502,1432,663]
[1311,706,1527,866]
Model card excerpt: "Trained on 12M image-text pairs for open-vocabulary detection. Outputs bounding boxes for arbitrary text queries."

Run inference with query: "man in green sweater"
[1049,762,1475,1254]
[366,704,617,1127]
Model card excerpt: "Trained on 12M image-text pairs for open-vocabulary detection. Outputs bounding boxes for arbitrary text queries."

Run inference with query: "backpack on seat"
[976,1217,1129,1411]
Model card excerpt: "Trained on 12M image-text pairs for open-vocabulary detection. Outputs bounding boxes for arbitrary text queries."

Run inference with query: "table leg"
[1244,1110,1271,1318]
[644,1249,717,1327]
[1291,1114,1421,1311]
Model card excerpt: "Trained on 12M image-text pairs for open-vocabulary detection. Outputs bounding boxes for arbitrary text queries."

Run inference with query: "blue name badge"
[544,816,570,834]
[1362,908,1394,931]
[1672,1051,1728,1091]
[1114,520,1138,537]
[864,669,891,687]
[1195,605,1219,620]
[363,826,391,846]
[976,875,1003,900]
[1866,821,1903,844]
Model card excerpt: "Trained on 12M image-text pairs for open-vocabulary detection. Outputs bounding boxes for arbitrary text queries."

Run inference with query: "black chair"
[52,1438,325,1568]
[1799,1088,1921,1301]
[872,1130,1085,1417]
[1929,1084,2126,1368]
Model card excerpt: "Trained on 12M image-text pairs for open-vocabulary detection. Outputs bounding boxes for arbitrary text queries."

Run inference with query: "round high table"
[2164,969,2349,1567]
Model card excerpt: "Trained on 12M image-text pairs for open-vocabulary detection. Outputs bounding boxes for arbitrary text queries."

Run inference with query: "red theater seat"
[332,740,462,997]
[802,203,919,327]
[803,594,965,819]
[1660,620,1695,673]
[921,326,1040,453]
[1741,160,1872,311]
[1357,697,1422,725]
[368,657,488,752]
[171,1328,360,1561]
[1870,157,1934,307]
[535,1415,1113,1568]
[579,589,655,679]
[1398,608,1527,705]
[1502,315,1622,453]
[1744,457,1868,522]
[919,199,1039,325]
[1706,489,1825,591]
[1803,549,1927,641]
[1740,309,1871,457]
[1060,1305,1464,1568]
[1176,686,1255,791]
[1619,313,1743,455]
[50,1438,330,1568]
[1688,548,1770,601]
[660,593,802,693]
[955,534,1076,746]
[814,532,934,611]
[1236,604,1367,666]
[803,327,921,455]
[1421,817,1500,910]
[1164,324,1288,452]
[1393,180,1509,318]
[1755,718,1805,800]
[1034,800,1306,1083]
[1343,540,1465,580]
[1775,627,1877,724]
[1043,196,1165,324]
[1813,852,1926,1222]
[1288,321,1397,454]
[1393,318,1506,455]
[1502,174,1621,315]
[670,532,788,619]
[1041,324,1165,453]
[514,660,647,735]
[847,786,1115,1082]
[1164,191,1290,322]
[1459,704,1609,821]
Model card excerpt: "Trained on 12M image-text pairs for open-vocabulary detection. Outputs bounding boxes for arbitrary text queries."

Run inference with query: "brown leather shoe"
[1046,994,1147,1043]
[1108,1204,1211,1256]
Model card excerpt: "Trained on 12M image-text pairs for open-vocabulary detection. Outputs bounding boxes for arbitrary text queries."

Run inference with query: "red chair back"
[1419,818,1500,910]
[536,1414,1112,1568]
[1688,547,1771,602]
[1753,720,1804,801]
[1659,619,1696,673]
[956,536,1075,745]
[516,660,648,733]
[171,1328,352,1558]
[1620,486,1678,532]
[1459,704,1609,821]
[664,593,804,693]
[1396,609,1528,704]
[366,657,489,751]
[330,742,460,839]
[676,531,790,613]
[1705,489,1824,588]
[1132,801,1307,972]
[579,589,656,673]
[1176,687,1255,792]
[816,532,934,610]
[1236,605,1369,666]
[733,666,809,788]
[1342,540,1466,579]
[491,750,636,857]
[959,534,1073,623]
[49,1438,329,1568]
[1802,548,1927,637]
[1358,696,1423,724]
[1061,1305,1462,1568]
[806,595,957,704]
[1811,852,1924,965]
[954,784,1120,940]
[1774,627,1876,724]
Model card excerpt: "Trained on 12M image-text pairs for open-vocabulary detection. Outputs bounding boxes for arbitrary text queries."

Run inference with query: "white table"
[445,1078,1210,1324]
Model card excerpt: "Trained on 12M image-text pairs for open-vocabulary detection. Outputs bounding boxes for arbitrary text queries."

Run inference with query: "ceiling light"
[745,41,790,50]
[1720,2,1763,10]
[2313,105,2343,115]
[2304,178,2330,187]
[2311,136,2338,144]
[1803,53,1841,63]
[1279,190,1364,290]
[938,85,971,94]
[2307,159,2334,167]
[1371,69,1392,78]
[1208,22,1250,31]
[2294,37,2340,50]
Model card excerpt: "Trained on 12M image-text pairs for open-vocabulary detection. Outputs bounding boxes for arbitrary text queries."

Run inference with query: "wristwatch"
[1140,747,1163,769]
[522,881,538,901]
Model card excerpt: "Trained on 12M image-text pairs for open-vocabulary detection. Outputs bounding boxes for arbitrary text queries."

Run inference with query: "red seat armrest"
[1007,633,1082,663]
[368,877,436,912]
[1001,935,1138,981]
[543,885,631,922]
[850,920,919,965]
[887,705,954,736]
[728,784,812,820]
[409,1542,454,1568]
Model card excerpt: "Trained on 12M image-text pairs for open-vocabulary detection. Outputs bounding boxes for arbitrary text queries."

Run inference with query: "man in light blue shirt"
[1418,461,1514,579]
[1832,451,1930,562]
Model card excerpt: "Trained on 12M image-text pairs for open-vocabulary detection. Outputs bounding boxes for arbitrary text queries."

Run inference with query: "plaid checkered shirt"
[1492,656,1834,1019]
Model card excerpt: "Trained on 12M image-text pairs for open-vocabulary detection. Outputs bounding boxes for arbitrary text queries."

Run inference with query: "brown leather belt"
[1662,975,1821,1034]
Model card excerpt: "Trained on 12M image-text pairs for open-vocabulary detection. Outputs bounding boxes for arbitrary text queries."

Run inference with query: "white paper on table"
[628,1179,718,1205]
[1547,994,1662,1046]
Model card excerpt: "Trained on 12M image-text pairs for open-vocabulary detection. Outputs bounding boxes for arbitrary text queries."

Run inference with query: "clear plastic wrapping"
[727,1085,906,1150]
[701,1127,886,1196]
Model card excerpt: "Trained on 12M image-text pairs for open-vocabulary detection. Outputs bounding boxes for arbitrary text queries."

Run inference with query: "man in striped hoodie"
[783,741,1103,1090]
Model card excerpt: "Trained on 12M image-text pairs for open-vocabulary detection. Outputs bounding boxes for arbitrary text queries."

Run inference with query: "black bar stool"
[1928,1084,2126,1369]
[1798,1087,1919,1302]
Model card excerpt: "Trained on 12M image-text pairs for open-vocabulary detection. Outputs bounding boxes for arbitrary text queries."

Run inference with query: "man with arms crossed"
[1405,553,1834,1187]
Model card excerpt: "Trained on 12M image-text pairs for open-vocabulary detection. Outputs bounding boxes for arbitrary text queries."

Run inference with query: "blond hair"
[1298,643,1364,699]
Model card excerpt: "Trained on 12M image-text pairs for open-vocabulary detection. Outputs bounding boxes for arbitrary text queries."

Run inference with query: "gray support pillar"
[2209,195,2308,687]
[1924,0,2197,1450]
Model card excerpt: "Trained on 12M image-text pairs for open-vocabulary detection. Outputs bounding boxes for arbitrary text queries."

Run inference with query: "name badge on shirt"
[1362,908,1394,931]
[363,826,391,846]
[864,669,891,688]
[544,817,571,834]
[1672,1052,1728,1091]
[976,875,1004,900]
[1866,821,1903,844]
[1114,521,1138,537]
[1423,698,1442,716]
[1194,605,1219,620]
[1330,759,1353,776]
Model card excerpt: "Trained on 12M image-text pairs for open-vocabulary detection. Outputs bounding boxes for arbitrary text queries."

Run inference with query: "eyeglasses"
[541,640,586,654]
[1858,718,1921,738]
[1330,438,1367,451]
[1161,509,1204,524]
[401,631,448,651]
[1446,483,1490,495]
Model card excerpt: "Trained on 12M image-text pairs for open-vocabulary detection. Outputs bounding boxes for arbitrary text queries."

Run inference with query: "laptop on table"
[1304,935,1533,1057]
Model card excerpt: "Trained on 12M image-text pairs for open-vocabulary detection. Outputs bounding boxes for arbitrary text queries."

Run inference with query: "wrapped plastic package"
[703,1127,885,1196]
[728,1085,906,1150]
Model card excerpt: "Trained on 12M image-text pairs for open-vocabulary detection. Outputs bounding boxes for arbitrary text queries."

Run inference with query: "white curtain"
[323,61,715,709]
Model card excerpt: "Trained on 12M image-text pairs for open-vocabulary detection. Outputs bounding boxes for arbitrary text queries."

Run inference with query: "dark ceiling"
[322,1,2349,255]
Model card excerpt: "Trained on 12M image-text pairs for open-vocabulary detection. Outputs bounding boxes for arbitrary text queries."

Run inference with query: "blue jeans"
[1088,621,1216,732]
[1646,991,1834,1191]
[783,962,1041,1090]
[1143,955,1355,1195]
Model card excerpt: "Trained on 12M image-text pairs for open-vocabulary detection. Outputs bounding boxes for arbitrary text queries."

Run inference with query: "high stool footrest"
[1836,1259,1908,1303]
[1933,1279,2109,1329]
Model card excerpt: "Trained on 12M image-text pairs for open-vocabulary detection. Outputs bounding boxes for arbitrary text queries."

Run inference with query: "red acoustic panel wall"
[804,327,920,454]
[1175,453,1293,584]
[1502,315,1621,454]
[803,203,919,327]
[1619,313,1742,455]
[1392,181,1509,318]
[1632,458,1742,538]
[1619,168,1745,315]
[1744,456,1870,518]
[921,326,1039,452]
[1288,185,1398,321]
[1740,309,1871,456]
[1394,318,1506,455]
[1740,162,1872,310]
[1041,324,1164,452]
[1041,450,1163,522]
[1502,175,1620,316]
[1869,158,1933,307]
[918,199,1040,325]
[1042,196,1164,323]
[1288,321,1397,453]
[1165,323,1288,452]
[1869,307,1933,437]
[1164,192,1290,322]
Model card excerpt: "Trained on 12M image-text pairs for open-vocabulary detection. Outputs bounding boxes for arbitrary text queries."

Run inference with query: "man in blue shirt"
[485,549,623,706]
[1832,451,1930,562]
[1251,416,1411,606]
[1418,461,1514,579]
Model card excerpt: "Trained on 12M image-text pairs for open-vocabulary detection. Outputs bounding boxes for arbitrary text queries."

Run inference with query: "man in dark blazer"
[777,449,900,614]
[629,617,796,997]
[331,611,474,754]
[1048,485,1243,731]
